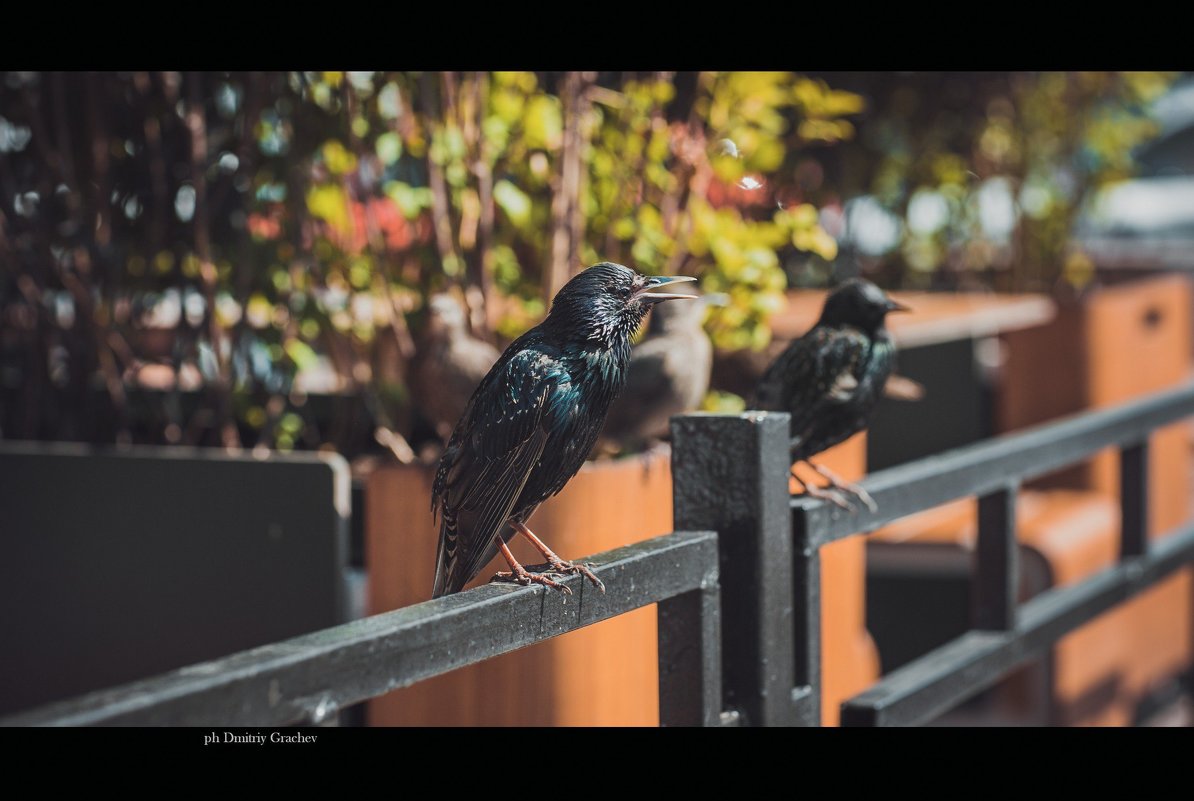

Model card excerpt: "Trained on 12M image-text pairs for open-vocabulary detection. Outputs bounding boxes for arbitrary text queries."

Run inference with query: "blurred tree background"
[0,71,1177,457]
[800,71,1177,292]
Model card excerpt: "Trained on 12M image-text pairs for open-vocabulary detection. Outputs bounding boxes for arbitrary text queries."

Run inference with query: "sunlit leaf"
[494,179,532,227]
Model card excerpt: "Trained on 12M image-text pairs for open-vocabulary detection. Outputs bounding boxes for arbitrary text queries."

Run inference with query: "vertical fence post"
[1120,441,1150,559]
[671,412,800,726]
[789,510,822,725]
[658,576,723,727]
[974,483,1019,631]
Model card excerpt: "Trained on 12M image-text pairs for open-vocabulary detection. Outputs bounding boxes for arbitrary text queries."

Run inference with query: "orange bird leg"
[490,536,571,595]
[512,520,606,594]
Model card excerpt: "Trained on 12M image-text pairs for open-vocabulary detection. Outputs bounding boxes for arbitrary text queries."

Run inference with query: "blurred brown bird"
[599,292,723,453]
[411,294,501,441]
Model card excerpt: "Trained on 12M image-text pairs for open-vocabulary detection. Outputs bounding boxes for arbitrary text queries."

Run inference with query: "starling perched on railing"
[411,294,502,442]
[598,291,726,453]
[431,263,697,598]
[754,278,909,511]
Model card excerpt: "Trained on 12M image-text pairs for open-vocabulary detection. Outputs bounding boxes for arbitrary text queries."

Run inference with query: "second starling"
[754,278,909,510]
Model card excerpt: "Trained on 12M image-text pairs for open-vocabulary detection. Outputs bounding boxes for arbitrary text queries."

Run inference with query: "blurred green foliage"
[810,71,1178,292]
[2,72,1174,455]
[0,71,860,453]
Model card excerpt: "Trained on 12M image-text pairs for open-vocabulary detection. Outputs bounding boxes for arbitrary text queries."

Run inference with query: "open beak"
[635,275,698,303]
[886,297,911,313]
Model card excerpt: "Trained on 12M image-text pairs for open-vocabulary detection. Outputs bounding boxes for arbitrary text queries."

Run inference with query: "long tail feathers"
[431,514,460,599]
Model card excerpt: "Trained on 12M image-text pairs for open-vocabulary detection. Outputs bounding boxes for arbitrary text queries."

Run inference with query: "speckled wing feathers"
[431,344,563,597]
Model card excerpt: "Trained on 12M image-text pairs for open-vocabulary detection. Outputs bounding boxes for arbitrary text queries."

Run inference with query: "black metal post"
[1120,441,1149,559]
[974,484,1019,631]
[672,412,801,726]
[658,576,723,727]
[789,510,822,726]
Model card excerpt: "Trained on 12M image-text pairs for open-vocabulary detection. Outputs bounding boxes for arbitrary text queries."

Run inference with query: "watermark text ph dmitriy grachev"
[204,731,317,745]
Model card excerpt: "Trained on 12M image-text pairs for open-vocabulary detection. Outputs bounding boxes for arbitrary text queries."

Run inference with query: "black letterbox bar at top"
[840,517,1194,726]
[1,531,720,727]
[792,380,1194,549]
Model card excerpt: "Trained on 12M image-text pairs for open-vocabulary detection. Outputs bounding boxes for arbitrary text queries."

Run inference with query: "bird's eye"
[617,286,632,300]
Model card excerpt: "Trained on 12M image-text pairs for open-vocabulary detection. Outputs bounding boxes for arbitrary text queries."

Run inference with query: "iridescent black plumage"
[430,263,695,598]
[754,279,907,507]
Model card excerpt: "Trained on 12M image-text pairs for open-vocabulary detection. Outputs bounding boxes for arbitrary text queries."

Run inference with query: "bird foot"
[806,463,878,513]
[791,467,871,512]
[827,480,878,513]
[545,558,606,593]
[489,565,573,595]
[798,480,855,511]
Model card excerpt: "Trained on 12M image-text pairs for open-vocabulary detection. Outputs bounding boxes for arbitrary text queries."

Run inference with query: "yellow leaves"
[931,153,970,187]
[320,140,358,176]
[1121,71,1179,103]
[383,181,432,219]
[180,253,201,279]
[792,226,838,262]
[429,126,465,166]
[284,338,319,372]
[375,132,402,165]
[778,202,819,229]
[611,216,636,241]
[687,197,790,352]
[1084,110,1158,177]
[790,78,863,144]
[650,79,675,105]
[524,95,563,151]
[778,201,837,260]
[797,119,854,143]
[493,71,538,93]
[246,293,272,329]
[751,138,785,172]
[494,179,532,228]
[305,184,351,239]
[700,390,746,413]
[793,78,865,116]
[979,121,1018,166]
[348,255,373,290]
[491,86,526,125]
